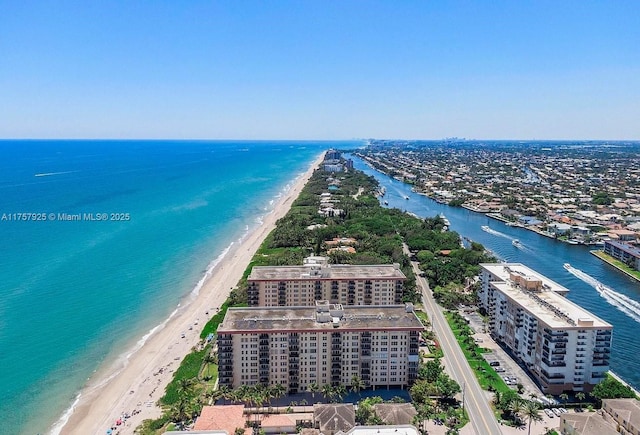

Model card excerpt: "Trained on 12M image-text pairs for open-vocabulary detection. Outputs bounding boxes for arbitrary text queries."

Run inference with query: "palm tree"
[334,384,347,402]
[217,385,231,401]
[177,378,196,396]
[253,385,268,425]
[308,382,320,402]
[168,400,188,424]
[270,383,287,402]
[492,391,502,408]
[508,398,524,424]
[350,374,365,396]
[559,393,569,403]
[235,384,250,405]
[204,387,223,405]
[576,391,586,403]
[202,351,216,379]
[522,400,543,435]
[322,383,335,402]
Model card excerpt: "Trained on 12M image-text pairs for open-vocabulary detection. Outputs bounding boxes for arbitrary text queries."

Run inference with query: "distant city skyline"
[1,1,638,140]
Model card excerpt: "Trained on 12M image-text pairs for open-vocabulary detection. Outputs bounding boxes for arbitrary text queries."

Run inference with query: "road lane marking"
[417,270,501,434]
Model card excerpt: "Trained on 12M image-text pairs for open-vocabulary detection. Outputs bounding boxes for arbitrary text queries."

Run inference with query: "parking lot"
[462,310,547,400]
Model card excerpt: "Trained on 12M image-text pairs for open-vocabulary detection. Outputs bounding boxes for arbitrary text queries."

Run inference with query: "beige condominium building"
[247,256,406,307]
[217,301,423,393]
[478,263,613,395]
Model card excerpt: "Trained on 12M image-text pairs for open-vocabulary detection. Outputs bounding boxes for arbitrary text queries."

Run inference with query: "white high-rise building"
[478,263,612,394]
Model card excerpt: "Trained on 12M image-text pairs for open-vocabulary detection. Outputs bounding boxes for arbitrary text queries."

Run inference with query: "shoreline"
[56,152,325,435]
[590,250,640,283]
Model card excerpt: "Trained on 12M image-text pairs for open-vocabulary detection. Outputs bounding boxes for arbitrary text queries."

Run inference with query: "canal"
[349,154,640,390]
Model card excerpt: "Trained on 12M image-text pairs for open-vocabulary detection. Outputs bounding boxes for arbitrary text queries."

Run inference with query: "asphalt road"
[407,248,503,434]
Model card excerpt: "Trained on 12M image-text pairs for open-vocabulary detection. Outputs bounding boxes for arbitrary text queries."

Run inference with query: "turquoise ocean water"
[0,140,354,435]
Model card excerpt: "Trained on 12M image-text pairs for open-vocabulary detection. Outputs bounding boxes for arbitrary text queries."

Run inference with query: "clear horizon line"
[1,137,640,142]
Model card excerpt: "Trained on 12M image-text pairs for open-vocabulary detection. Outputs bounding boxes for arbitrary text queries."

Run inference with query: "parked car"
[544,409,555,418]
[552,408,562,416]
[489,361,500,367]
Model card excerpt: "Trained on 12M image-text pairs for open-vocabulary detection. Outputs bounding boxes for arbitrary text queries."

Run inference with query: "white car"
[552,408,562,416]
[544,409,555,418]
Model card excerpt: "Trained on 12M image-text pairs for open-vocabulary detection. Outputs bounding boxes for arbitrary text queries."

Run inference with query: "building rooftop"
[314,404,355,434]
[604,398,640,430]
[560,413,619,435]
[373,403,418,426]
[606,240,640,257]
[193,405,246,434]
[482,263,611,329]
[481,263,570,294]
[248,262,406,281]
[339,425,419,435]
[218,303,424,334]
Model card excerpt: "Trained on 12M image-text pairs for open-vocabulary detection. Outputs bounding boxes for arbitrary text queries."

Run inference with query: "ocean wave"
[191,242,234,297]
[171,198,209,212]
[49,393,81,435]
[49,242,236,434]
[48,166,305,434]
[34,170,79,177]
[48,305,181,435]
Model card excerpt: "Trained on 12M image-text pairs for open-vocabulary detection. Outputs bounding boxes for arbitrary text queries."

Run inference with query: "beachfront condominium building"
[247,256,406,307]
[217,301,423,393]
[478,263,613,395]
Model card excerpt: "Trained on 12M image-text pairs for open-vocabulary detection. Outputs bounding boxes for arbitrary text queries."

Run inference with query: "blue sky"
[1,1,638,139]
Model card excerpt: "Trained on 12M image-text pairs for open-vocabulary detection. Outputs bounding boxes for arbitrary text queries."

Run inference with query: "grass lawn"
[444,312,511,394]
[202,362,218,382]
[591,250,640,281]
[415,310,429,325]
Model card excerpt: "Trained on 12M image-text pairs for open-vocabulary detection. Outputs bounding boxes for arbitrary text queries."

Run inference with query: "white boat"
[596,283,606,295]
[512,239,522,248]
[563,263,571,270]
[404,195,410,200]
[383,200,389,205]
[481,225,491,232]
[439,213,451,226]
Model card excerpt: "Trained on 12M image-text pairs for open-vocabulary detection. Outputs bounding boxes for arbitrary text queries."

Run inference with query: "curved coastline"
[55,152,325,435]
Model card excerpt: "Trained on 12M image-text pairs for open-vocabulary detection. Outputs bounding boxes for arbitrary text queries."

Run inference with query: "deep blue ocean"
[2,141,638,434]
[0,140,354,435]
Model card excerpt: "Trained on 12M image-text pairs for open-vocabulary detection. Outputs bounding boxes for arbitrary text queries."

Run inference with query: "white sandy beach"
[59,153,324,435]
